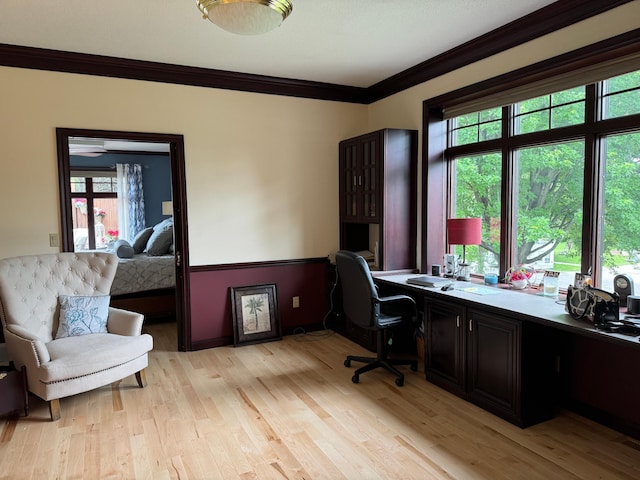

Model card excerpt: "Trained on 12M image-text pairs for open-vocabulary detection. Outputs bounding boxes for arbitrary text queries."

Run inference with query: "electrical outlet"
[49,233,59,247]
[292,296,300,308]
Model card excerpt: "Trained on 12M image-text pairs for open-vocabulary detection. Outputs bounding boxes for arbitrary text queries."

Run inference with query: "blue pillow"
[113,239,134,259]
[55,295,110,339]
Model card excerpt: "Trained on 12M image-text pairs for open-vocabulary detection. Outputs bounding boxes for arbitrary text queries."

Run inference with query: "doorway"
[56,128,190,351]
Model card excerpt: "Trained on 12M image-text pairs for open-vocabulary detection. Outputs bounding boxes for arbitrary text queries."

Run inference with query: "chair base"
[345,355,418,387]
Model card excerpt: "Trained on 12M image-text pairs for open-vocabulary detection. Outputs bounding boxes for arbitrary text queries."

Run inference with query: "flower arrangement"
[105,229,119,245]
[94,207,106,217]
[504,264,534,289]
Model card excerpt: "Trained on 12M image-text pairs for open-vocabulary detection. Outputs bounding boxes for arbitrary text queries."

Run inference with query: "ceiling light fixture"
[196,0,293,35]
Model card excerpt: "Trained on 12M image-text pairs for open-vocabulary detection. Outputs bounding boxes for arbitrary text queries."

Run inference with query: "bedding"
[110,253,175,296]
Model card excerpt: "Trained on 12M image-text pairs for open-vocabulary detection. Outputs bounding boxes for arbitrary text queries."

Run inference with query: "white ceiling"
[0,0,556,88]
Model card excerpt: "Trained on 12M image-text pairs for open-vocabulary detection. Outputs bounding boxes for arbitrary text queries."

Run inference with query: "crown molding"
[367,0,634,102]
[0,0,632,105]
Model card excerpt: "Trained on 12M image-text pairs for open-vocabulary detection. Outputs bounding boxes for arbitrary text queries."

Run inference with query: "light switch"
[49,233,59,247]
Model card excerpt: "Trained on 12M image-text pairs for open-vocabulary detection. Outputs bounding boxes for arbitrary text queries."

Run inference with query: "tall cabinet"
[339,128,417,271]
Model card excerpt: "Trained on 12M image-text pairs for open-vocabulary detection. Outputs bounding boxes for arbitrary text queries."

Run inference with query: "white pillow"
[55,295,110,339]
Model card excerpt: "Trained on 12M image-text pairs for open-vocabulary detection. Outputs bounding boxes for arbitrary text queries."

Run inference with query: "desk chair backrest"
[335,250,379,329]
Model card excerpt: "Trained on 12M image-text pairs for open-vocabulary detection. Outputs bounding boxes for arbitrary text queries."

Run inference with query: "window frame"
[422,32,640,285]
[70,169,117,251]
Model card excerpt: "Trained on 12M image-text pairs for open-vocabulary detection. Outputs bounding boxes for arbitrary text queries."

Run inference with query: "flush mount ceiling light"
[197,0,293,35]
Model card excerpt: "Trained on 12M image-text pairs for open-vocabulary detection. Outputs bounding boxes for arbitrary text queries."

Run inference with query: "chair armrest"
[379,294,418,319]
[107,307,144,336]
[379,294,416,308]
[4,324,51,365]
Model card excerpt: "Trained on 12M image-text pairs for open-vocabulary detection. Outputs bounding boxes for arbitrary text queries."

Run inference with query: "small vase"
[510,279,528,290]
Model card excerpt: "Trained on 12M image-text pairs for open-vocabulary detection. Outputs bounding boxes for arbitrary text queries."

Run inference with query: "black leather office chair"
[335,250,418,386]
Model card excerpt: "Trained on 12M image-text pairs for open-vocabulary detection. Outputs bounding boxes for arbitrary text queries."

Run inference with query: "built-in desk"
[374,274,640,436]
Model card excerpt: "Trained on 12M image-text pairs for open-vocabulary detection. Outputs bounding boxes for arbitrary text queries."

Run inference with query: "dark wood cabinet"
[425,298,556,427]
[339,128,417,271]
[0,363,28,417]
[425,299,466,396]
[467,310,521,422]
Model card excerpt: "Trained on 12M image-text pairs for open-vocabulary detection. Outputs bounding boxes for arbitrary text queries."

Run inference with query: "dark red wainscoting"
[189,257,331,350]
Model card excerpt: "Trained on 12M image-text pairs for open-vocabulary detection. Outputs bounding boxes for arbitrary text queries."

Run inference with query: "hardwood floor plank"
[2,322,640,479]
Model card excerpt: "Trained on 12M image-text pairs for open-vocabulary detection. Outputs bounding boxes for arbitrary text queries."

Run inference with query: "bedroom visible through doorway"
[56,128,190,351]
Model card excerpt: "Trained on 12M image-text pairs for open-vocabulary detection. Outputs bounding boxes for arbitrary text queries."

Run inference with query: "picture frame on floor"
[230,283,281,346]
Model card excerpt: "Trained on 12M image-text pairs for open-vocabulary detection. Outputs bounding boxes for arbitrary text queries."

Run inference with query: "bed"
[109,253,177,321]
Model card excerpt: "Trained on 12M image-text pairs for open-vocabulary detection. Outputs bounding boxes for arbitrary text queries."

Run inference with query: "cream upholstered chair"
[0,252,153,421]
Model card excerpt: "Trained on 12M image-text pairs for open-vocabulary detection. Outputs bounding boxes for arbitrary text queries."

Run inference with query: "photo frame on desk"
[230,284,281,347]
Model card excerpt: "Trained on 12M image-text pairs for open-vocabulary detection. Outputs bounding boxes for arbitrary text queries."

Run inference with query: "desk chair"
[335,250,418,386]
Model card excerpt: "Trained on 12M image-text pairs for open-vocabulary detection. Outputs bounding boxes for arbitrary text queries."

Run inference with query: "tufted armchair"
[0,252,153,421]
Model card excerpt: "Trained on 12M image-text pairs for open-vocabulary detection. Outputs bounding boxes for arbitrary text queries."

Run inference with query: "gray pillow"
[146,219,174,256]
[132,227,154,254]
[113,239,134,259]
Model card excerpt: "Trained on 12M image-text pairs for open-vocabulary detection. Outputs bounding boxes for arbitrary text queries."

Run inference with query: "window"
[71,171,118,251]
[514,141,584,286]
[441,68,640,288]
[450,107,501,146]
[513,86,585,134]
[452,153,502,276]
[601,70,640,120]
[601,131,640,291]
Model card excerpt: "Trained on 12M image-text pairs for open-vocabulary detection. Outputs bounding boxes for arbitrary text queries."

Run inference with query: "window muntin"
[514,141,584,286]
[601,131,640,291]
[514,86,585,134]
[601,70,640,119]
[450,107,502,146]
[453,153,502,276]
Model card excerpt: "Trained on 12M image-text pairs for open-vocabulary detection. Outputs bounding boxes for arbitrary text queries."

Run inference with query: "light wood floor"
[2,322,640,479]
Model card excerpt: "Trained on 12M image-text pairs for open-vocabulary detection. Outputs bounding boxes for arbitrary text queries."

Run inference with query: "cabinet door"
[339,132,381,222]
[467,310,521,422]
[425,299,466,396]
[359,132,380,221]
[340,140,360,220]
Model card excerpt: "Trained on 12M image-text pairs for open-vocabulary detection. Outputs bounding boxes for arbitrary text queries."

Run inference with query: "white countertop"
[375,273,640,348]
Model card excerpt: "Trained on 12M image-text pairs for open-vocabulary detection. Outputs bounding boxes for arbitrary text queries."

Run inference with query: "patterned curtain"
[116,164,145,242]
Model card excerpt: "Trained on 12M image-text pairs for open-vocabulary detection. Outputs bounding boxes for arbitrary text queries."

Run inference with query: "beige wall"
[1,2,638,265]
[0,68,366,264]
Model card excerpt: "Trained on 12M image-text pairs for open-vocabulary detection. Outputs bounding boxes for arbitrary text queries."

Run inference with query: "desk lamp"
[447,218,482,281]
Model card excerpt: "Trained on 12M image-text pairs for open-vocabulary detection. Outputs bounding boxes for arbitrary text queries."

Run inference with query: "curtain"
[116,164,145,242]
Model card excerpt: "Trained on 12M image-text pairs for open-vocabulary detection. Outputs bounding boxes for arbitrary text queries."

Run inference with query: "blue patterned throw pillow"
[56,295,110,339]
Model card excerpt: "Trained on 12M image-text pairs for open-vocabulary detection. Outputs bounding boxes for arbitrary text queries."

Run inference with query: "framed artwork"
[230,284,281,346]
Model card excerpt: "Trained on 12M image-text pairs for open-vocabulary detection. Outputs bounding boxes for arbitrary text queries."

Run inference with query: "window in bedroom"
[70,171,118,251]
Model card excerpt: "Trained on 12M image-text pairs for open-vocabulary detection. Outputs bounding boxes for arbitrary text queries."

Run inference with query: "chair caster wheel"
[352,375,359,384]
[410,361,418,372]
[395,377,404,387]
[344,359,351,367]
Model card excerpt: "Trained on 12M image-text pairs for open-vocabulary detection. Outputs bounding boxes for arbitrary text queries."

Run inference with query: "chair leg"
[135,369,147,388]
[345,330,418,386]
[49,398,61,421]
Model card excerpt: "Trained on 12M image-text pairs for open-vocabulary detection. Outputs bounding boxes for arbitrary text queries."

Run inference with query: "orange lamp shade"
[447,218,482,246]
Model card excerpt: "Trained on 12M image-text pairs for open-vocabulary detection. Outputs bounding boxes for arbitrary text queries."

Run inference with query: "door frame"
[56,128,191,351]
